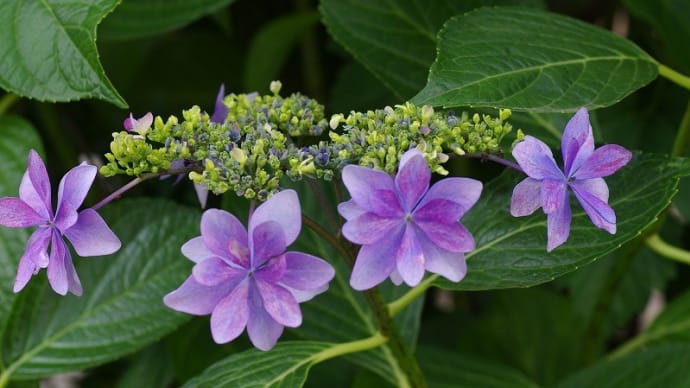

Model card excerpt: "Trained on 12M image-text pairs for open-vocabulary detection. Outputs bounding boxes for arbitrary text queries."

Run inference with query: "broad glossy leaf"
[557,344,690,388]
[0,199,198,379]
[418,345,538,388]
[320,0,544,100]
[436,153,690,290]
[411,7,659,112]
[183,341,332,388]
[99,0,236,41]
[0,116,43,362]
[0,1,126,108]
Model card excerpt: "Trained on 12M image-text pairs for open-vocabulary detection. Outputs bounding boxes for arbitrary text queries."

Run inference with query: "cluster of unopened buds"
[0,82,631,350]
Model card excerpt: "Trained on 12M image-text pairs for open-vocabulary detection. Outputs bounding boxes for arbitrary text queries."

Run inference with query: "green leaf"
[0,199,198,380]
[115,342,174,388]
[182,341,332,388]
[557,344,690,388]
[0,1,127,108]
[99,0,236,41]
[320,0,544,100]
[243,11,320,91]
[418,345,538,388]
[411,7,659,112]
[0,116,43,371]
[437,153,690,291]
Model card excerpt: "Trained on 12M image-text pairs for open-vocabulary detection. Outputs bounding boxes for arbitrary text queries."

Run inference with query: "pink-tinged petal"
[396,225,425,287]
[194,183,209,209]
[193,257,246,287]
[123,114,134,130]
[164,276,235,315]
[255,279,301,327]
[413,198,464,224]
[342,213,402,245]
[418,233,467,282]
[417,177,482,218]
[562,108,594,176]
[546,192,571,252]
[512,136,563,180]
[415,220,475,252]
[0,198,44,227]
[13,255,38,293]
[251,221,287,267]
[46,234,69,295]
[63,209,121,256]
[255,255,287,283]
[337,199,366,221]
[342,165,400,214]
[511,178,542,217]
[247,283,284,351]
[280,252,335,290]
[349,225,404,290]
[210,84,228,124]
[210,279,250,344]
[249,190,301,247]
[124,112,153,133]
[200,209,248,261]
[571,182,616,234]
[395,150,430,211]
[181,236,214,263]
[573,178,609,202]
[541,179,567,215]
[572,145,632,179]
[25,228,51,268]
[63,249,83,296]
[19,150,52,218]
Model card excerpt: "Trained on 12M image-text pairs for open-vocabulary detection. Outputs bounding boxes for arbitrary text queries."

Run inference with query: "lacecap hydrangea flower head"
[339,148,482,290]
[510,108,632,251]
[164,189,335,351]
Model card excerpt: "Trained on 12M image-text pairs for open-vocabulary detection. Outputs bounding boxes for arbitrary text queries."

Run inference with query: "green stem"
[671,99,690,157]
[389,275,437,317]
[301,214,351,263]
[646,233,690,265]
[313,332,388,363]
[0,93,18,115]
[658,63,690,92]
[0,371,7,388]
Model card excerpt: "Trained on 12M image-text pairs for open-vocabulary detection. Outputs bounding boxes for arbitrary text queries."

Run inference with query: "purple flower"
[338,148,482,290]
[210,84,228,124]
[510,108,632,251]
[0,150,121,295]
[123,112,153,134]
[163,190,335,351]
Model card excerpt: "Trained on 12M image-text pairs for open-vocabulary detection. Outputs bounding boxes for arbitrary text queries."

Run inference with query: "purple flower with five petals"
[510,108,632,251]
[163,190,335,351]
[0,150,121,295]
[338,148,482,290]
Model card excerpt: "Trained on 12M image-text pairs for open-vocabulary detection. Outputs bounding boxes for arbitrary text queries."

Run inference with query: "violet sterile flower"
[164,190,335,351]
[0,150,121,295]
[123,112,153,135]
[210,83,228,124]
[510,108,632,251]
[339,148,482,290]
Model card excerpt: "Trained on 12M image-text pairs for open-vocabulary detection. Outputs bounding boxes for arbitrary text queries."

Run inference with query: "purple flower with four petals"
[510,108,632,251]
[0,150,121,295]
[163,190,335,351]
[339,148,482,290]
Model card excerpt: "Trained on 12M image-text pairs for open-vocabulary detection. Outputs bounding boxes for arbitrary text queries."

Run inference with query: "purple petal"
[512,136,563,180]
[210,279,250,344]
[247,283,284,351]
[25,227,51,268]
[255,279,301,327]
[193,257,246,287]
[280,252,335,290]
[349,225,404,290]
[418,233,467,282]
[279,284,326,303]
[194,183,209,209]
[19,150,52,218]
[395,150,430,211]
[415,219,475,252]
[123,113,135,131]
[342,165,400,214]
[124,112,153,133]
[55,164,97,230]
[572,145,632,179]
[413,198,464,224]
[200,209,249,265]
[342,213,402,245]
[561,108,594,176]
[389,268,403,285]
[63,209,121,256]
[546,191,571,252]
[396,225,425,286]
[337,199,366,221]
[63,249,83,296]
[210,84,228,124]
[541,179,567,214]
[573,178,609,202]
[571,182,616,234]
[416,177,482,218]
[13,254,38,293]
[46,234,70,295]
[0,198,44,227]
[181,236,215,263]
[256,255,287,283]
[251,221,287,267]
[164,276,234,315]
[249,190,301,247]
[511,178,542,217]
